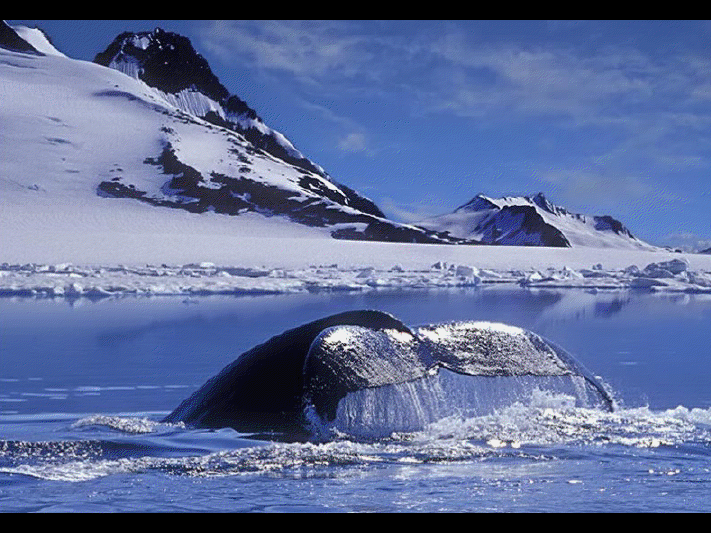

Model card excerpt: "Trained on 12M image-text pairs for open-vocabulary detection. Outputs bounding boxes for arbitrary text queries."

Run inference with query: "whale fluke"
[304,325,428,422]
[164,310,613,438]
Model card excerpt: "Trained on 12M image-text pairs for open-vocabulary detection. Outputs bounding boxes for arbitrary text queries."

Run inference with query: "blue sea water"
[1,287,711,512]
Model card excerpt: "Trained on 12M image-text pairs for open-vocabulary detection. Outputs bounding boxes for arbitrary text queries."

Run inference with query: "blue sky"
[12,20,711,250]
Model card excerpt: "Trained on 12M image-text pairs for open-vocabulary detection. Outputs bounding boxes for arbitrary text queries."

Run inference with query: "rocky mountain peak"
[94,28,349,182]
[416,192,654,249]
[0,20,40,54]
[93,28,247,111]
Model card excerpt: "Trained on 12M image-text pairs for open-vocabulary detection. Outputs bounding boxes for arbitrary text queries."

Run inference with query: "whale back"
[414,321,613,412]
[414,321,573,377]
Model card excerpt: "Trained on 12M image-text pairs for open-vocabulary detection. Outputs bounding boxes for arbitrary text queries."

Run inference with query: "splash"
[420,398,711,450]
[306,369,611,440]
[72,415,163,434]
[2,402,710,483]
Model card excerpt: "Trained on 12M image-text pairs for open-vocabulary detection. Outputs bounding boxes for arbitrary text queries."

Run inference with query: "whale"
[163,310,613,438]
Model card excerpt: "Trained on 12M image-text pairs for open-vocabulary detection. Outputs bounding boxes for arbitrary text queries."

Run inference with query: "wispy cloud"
[658,231,711,252]
[422,32,711,199]
[198,20,380,88]
[378,196,453,223]
[198,20,711,182]
[337,132,375,155]
[295,99,375,155]
[423,41,654,121]
[538,168,653,206]
[295,98,359,130]
[200,21,711,120]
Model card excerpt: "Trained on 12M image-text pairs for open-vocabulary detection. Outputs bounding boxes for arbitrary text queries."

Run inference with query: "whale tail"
[164,310,614,438]
[303,320,614,425]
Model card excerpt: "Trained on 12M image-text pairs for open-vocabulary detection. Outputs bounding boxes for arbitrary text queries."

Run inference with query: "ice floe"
[1,258,710,299]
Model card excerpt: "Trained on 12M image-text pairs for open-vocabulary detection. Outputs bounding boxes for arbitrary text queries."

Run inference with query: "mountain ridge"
[1,20,41,54]
[87,27,471,244]
[415,192,657,250]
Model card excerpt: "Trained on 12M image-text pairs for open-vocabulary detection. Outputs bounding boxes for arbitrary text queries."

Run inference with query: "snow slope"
[90,27,461,244]
[416,193,658,250]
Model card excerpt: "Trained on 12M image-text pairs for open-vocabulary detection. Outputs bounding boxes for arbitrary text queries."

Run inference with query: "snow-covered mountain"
[415,193,657,250]
[93,28,330,182]
[0,22,459,245]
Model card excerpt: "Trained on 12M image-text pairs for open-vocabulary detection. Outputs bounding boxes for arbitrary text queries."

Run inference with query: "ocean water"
[1,287,711,512]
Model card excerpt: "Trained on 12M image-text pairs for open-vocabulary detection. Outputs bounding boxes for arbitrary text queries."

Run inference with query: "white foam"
[325,371,608,440]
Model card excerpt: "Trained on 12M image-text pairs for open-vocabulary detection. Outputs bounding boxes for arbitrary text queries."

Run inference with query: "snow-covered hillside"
[93,28,328,181]
[416,193,658,250]
[0,23,455,247]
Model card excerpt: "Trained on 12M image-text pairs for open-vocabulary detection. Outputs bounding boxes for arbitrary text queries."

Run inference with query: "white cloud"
[296,99,358,130]
[198,20,378,87]
[538,168,652,206]
[199,22,711,124]
[424,37,660,123]
[337,132,372,154]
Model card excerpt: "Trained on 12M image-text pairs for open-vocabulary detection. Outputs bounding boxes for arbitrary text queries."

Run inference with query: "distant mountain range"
[415,193,657,250]
[0,22,661,250]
